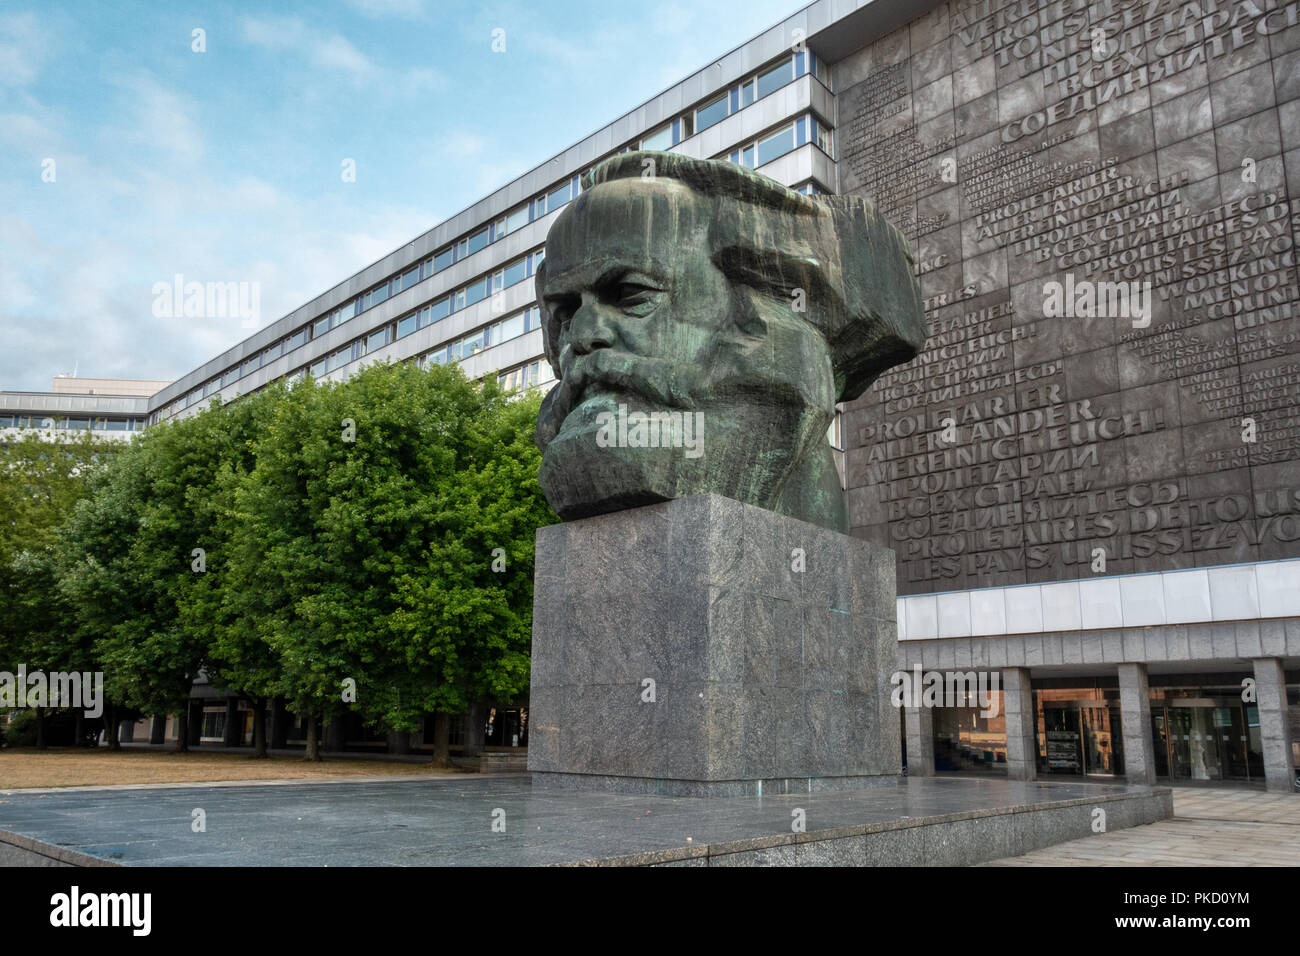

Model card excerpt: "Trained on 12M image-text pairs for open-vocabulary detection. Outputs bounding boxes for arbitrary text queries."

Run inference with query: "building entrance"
[1151,699,1263,782]
[1041,700,1123,776]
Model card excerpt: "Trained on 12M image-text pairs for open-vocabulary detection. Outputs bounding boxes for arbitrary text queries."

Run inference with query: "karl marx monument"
[527,152,927,796]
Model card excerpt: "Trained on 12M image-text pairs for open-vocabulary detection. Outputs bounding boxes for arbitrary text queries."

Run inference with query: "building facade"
[5,0,1297,785]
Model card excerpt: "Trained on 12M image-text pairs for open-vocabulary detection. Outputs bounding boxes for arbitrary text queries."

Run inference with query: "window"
[400,265,420,291]
[757,124,796,166]
[264,340,284,362]
[310,358,327,378]
[523,306,543,332]
[288,328,309,351]
[537,177,578,216]
[241,355,260,377]
[368,328,390,353]
[641,124,672,151]
[503,257,528,288]
[429,297,451,323]
[756,60,793,99]
[495,312,525,342]
[203,379,219,398]
[314,314,332,338]
[546,181,571,212]
[499,361,541,391]
[504,205,529,234]
[201,709,226,741]
[365,281,391,310]
[463,278,490,308]
[466,226,490,256]
[221,368,239,388]
[696,93,729,132]
[397,313,419,339]
[433,247,453,272]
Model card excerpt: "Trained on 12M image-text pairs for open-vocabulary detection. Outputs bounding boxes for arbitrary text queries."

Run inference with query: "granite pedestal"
[528,494,901,796]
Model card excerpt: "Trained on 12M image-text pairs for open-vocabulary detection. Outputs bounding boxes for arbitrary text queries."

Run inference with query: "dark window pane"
[546,183,570,211]
[464,280,489,307]
[369,283,390,308]
[397,314,418,338]
[401,267,419,291]
[467,227,490,255]
[434,248,453,272]
[756,60,791,99]
[503,258,528,287]
[696,94,729,132]
[757,125,795,165]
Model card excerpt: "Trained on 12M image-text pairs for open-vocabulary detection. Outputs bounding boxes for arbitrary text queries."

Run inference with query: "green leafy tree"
[228,361,552,760]
[59,400,270,751]
[0,431,122,748]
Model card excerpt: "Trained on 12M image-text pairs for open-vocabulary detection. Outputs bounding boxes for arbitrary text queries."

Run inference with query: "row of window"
[727,114,832,169]
[637,51,829,154]
[497,361,543,392]
[421,306,544,369]
[0,415,146,431]
[161,247,549,420]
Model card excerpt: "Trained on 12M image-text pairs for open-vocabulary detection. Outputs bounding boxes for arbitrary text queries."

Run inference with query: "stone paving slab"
[985,788,1300,866]
[0,774,1166,867]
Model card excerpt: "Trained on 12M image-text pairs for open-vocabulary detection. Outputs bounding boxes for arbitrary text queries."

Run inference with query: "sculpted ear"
[820,197,927,401]
[533,258,563,378]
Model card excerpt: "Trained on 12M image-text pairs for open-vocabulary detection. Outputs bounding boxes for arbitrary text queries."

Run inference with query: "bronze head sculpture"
[533,150,925,533]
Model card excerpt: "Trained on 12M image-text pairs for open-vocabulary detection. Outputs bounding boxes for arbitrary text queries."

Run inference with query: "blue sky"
[0,0,799,391]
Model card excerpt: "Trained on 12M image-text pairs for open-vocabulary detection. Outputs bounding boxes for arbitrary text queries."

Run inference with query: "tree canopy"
[4,361,553,757]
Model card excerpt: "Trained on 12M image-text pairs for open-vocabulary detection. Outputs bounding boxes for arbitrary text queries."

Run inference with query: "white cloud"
[344,0,426,19]
[314,35,375,82]
[113,73,205,161]
[0,12,51,87]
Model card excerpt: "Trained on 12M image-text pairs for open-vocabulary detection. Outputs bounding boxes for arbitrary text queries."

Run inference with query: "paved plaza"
[986,788,1300,867]
[0,774,1165,866]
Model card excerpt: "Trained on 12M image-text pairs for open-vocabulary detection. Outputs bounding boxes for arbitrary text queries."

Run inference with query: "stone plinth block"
[528,494,902,797]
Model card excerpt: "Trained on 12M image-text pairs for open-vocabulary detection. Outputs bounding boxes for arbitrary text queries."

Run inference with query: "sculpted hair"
[548,150,928,402]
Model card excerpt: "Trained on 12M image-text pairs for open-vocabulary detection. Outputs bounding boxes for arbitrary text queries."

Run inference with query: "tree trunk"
[176,709,190,753]
[305,715,321,762]
[105,705,121,751]
[35,708,47,750]
[252,698,268,759]
[429,711,453,768]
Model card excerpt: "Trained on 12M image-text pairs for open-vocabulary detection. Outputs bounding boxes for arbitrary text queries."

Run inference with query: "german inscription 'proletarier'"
[839,0,1300,593]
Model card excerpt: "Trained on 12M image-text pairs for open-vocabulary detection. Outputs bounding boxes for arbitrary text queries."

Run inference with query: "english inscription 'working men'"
[533,151,926,533]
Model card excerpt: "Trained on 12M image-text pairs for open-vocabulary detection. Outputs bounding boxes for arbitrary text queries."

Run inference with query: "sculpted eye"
[545,295,580,326]
[613,282,661,311]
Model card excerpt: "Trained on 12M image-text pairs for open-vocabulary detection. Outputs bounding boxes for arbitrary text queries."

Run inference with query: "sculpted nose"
[566,297,617,356]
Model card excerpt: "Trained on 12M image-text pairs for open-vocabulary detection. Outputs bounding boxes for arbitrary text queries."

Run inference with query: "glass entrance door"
[1156,699,1264,782]
[1166,703,1221,780]
[1081,705,1121,775]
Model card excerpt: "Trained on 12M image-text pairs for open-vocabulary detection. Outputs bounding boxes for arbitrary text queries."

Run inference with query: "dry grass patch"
[0,748,462,789]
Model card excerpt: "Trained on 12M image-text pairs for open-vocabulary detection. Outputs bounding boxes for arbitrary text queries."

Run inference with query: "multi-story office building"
[0,377,161,442]
[6,0,1298,787]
